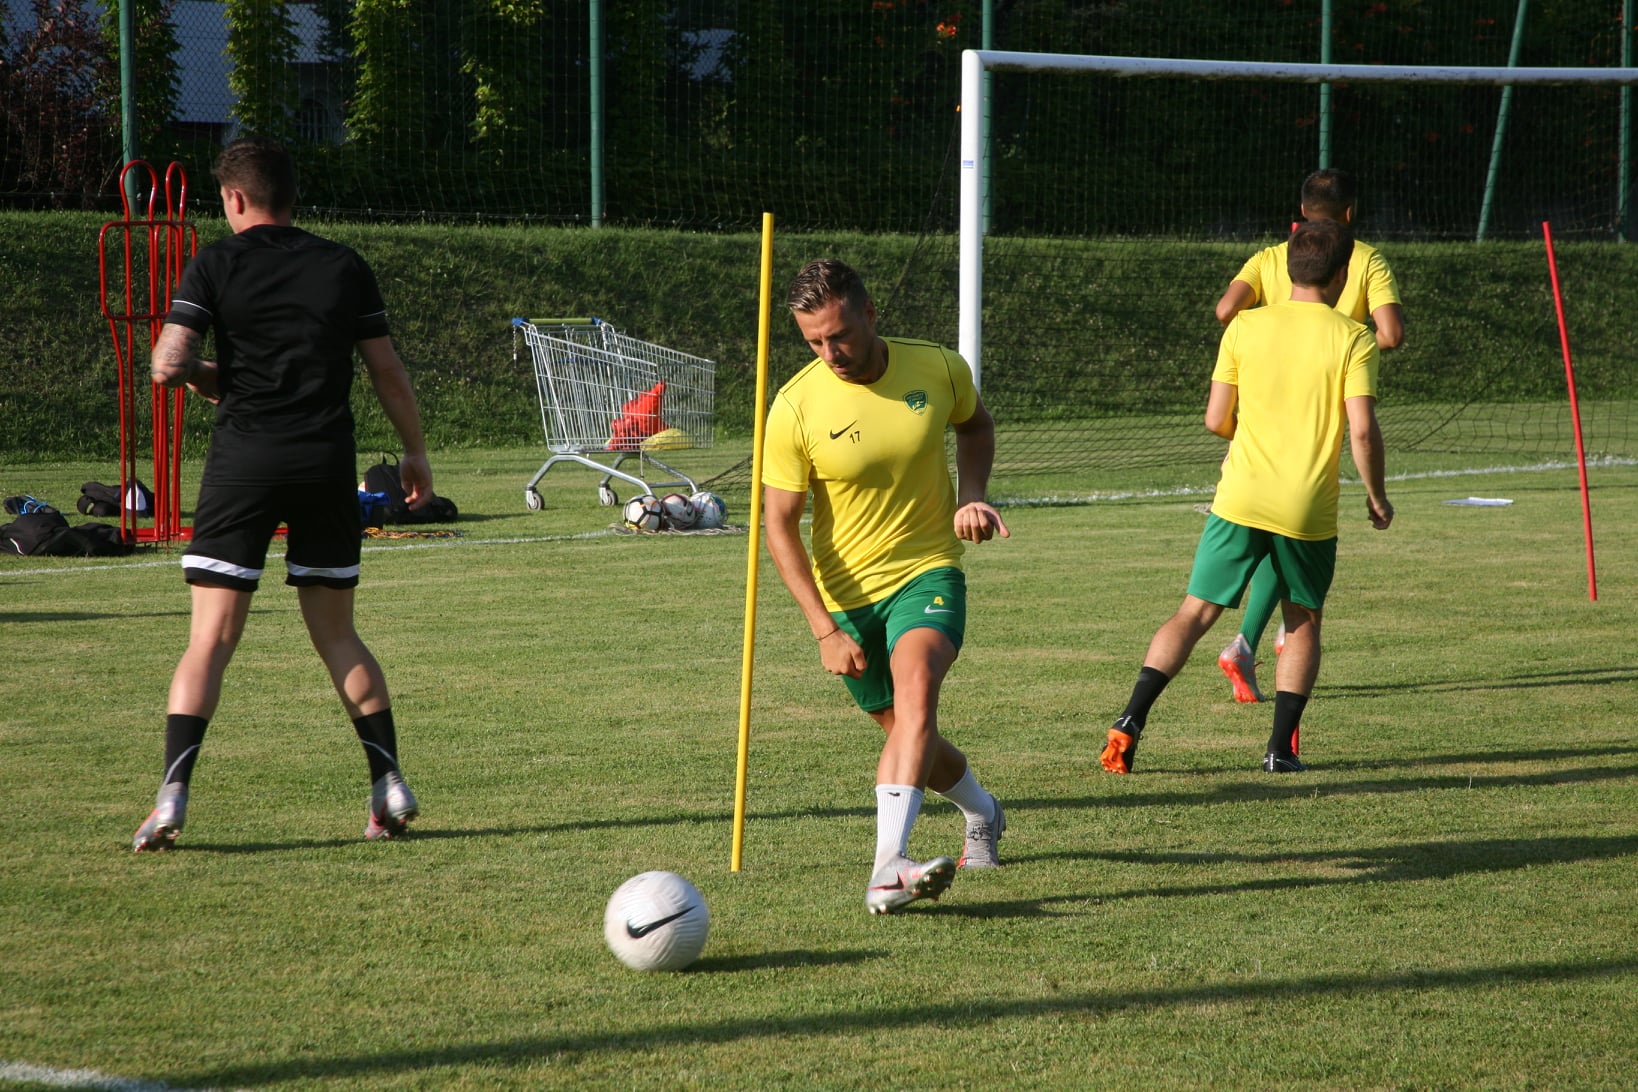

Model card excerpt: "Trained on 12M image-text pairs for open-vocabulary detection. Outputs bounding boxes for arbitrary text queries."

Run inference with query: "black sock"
[162,714,208,786]
[353,709,400,782]
[1119,666,1171,731]
[1268,691,1309,757]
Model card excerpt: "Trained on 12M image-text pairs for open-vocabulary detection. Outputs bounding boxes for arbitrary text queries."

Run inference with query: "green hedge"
[4,212,1633,462]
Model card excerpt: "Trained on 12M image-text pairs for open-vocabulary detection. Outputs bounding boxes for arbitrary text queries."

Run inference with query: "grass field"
[2,447,1636,1090]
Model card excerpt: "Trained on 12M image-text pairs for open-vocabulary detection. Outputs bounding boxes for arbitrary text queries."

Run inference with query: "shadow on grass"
[1009,744,1638,815]
[1328,741,1638,770]
[994,832,1638,906]
[168,809,876,854]
[165,745,1638,854]
[167,955,1638,1088]
[690,948,883,973]
[1081,760,1638,807]
[1323,664,1638,696]
[0,608,191,623]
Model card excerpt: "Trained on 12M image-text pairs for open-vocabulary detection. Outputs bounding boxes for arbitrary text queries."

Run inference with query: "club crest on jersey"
[903,389,928,414]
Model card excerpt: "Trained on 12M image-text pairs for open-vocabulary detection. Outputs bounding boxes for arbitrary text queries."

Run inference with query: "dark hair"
[787,258,871,314]
[213,136,297,211]
[1286,218,1354,288]
[1300,168,1357,221]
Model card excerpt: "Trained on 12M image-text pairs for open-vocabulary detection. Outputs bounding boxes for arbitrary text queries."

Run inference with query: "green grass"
[2,448,1636,1090]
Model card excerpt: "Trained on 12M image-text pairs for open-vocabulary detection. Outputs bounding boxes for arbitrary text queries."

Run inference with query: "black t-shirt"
[165,224,391,484]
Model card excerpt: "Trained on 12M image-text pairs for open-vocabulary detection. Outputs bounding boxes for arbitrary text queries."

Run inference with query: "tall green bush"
[225,0,300,144]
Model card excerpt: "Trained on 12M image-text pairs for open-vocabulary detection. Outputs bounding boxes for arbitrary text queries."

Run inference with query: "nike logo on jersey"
[924,606,954,615]
[625,907,695,939]
[829,420,857,440]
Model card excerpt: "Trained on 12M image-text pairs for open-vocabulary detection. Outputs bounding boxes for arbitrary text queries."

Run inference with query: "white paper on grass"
[1443,497,1514,506]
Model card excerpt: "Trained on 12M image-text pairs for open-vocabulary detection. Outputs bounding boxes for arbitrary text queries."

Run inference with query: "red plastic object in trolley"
[98,160,199,545]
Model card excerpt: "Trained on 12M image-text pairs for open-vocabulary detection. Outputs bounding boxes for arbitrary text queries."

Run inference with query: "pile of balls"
[621,490,728,532]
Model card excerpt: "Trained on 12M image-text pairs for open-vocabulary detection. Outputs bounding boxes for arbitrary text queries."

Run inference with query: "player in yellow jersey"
[763,259,1010,914]
[1102,220,1393,776]
[1214,168,1406,705]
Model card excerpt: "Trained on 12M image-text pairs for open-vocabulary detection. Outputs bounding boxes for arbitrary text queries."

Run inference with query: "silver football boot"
[365,771,419,840]
[865,854,956,914]
[132,782,189,852]
[957,793,1006,869]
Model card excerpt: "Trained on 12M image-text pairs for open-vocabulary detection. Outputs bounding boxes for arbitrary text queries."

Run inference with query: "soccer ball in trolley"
[622,494,664,532]
[658,492,697,530]
[689,491,727,529]
[603,870,710,972]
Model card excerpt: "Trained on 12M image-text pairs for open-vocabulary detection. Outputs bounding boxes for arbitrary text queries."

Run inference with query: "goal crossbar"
[957,50,1638,385]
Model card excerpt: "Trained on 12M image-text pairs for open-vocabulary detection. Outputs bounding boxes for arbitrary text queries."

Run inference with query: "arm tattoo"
[151,326,202,386]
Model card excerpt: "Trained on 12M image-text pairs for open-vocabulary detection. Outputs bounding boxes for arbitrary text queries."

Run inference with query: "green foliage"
[463,0,550,151]
[224,0,301,145]
[5,212,1638,468]
[5,2,1634,236]
[0,0,118,208]
[97,0,180,153]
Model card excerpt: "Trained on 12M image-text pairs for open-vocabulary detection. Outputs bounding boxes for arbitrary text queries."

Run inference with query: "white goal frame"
[957,50,1638,389]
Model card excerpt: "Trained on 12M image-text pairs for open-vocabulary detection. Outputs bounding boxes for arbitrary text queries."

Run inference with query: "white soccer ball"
[603,870,710,972]
[689,491,727,529]
[622,494,663,532]
[658,492,697,530]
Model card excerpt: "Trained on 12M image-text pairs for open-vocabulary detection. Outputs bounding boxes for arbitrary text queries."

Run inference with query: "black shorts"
[182,479,362,591]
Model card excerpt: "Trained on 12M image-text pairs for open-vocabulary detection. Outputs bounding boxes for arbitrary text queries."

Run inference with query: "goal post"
[931,49,1638,493]
[958,49,1638,389]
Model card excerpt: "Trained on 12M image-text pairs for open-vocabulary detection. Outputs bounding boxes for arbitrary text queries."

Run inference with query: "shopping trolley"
[511,317,717,510]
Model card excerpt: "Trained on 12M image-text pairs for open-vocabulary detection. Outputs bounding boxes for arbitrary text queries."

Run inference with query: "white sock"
[936,767,995,823]
[874,784,924,869]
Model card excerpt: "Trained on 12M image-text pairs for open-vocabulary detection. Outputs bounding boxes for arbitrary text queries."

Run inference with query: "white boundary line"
[0,1059,225,1091]
[991,458,1637,508]
[0,529,620,581]
[2,459,1633,576]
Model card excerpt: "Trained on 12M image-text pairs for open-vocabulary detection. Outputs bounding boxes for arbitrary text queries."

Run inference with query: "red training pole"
[1540,221,1597,602]
[99,161,197,546]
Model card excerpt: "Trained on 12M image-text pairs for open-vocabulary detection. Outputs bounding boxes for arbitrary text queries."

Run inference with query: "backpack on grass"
[360,454,458,525]
[1,508,132,557]
[77,480,153,517]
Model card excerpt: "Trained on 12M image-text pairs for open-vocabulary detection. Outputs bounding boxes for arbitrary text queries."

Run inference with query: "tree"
[224,0,299,145]
[0,0,118,207]
[98,0,180,157]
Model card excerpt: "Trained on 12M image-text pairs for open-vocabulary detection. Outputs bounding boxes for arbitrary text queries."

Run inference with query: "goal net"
[875,51,1638,494]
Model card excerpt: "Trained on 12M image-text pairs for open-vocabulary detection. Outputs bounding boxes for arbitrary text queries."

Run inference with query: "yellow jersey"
[1233,237,1401,324]
[762,337,978,610]
[1211,300,1379,540]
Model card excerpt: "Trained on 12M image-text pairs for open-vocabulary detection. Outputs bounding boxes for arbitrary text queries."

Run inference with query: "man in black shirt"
[133,136,434,850]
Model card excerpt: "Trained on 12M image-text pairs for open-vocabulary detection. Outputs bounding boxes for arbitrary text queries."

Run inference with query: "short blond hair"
[787,259,870,314]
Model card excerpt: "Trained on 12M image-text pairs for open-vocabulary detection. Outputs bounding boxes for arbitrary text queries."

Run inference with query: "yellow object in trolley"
[640,427,692,451]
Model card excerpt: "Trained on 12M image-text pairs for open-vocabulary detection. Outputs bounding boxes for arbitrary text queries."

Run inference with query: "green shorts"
[831,567,966,714]
[1185,514,1337,611]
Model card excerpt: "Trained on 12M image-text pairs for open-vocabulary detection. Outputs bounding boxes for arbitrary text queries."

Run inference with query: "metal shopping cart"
[511,317,717,510]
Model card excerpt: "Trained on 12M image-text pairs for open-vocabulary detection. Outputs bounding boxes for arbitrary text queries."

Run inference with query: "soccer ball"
[689,491,727,529]
[603,870,710,972]
[622,494,663,532]
[658,492,697,530]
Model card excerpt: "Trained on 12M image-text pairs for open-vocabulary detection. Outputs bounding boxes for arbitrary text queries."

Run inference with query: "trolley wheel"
[525,488,544,511]
[597,485,619,507]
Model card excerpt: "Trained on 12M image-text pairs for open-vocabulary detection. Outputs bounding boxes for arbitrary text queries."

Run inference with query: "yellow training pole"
[731,212,775,871]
